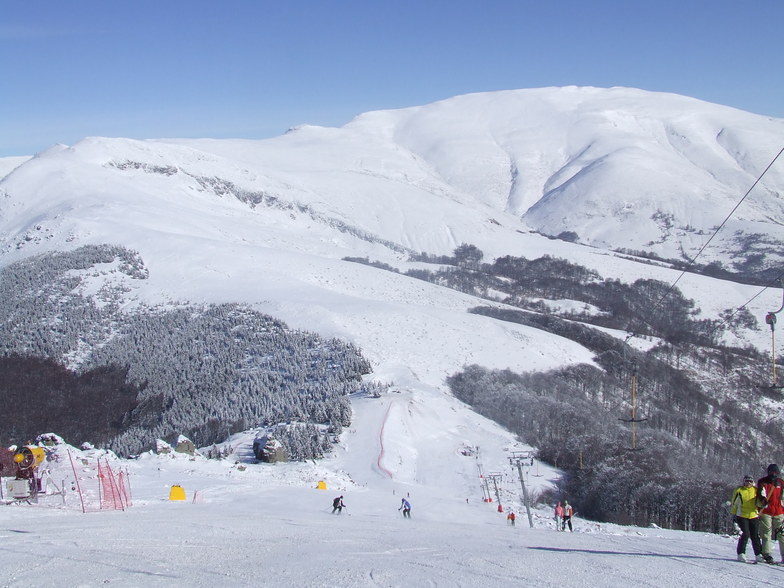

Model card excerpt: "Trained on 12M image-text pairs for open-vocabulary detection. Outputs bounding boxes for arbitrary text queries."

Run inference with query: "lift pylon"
[618,362,648,450]
[509,451,535,528]
[765,285,784,388]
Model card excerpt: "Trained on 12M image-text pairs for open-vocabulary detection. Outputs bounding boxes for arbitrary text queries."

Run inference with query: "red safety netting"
[98,460,132,510]
[67,450,133,513]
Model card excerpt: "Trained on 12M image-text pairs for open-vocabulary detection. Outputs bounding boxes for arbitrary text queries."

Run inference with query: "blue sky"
[2,0,782,157]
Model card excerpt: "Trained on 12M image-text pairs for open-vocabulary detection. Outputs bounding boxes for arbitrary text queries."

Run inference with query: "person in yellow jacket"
[731,475,768,563]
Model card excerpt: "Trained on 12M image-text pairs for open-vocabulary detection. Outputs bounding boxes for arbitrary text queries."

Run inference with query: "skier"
[757,463,784,563]
[731,475,766,563]
[554,502,564,530]
[332,495,345,514]
[507,511,516,526]
[562,501,574,532]
[399,498,411,518]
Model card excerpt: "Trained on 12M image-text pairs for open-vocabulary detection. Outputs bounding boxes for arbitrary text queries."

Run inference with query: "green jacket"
[731,485,759,519]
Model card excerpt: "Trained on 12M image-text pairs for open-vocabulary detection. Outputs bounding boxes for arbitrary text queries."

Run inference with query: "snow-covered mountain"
[2,86,784,487]
[1,87,783,368]
[3,88,784,584]
[4,87,784,261]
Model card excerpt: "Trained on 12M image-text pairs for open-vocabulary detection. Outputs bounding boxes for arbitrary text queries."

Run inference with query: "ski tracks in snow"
[376,400,395,478]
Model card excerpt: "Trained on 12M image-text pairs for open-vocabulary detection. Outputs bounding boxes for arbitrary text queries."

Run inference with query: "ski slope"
[1,389,781,587]
[2,87,784,586]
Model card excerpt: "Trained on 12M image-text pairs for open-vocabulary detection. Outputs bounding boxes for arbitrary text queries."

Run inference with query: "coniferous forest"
[0,245,374,457]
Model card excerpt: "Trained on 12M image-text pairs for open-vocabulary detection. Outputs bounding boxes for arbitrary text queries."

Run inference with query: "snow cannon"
[13,446,45,478]
[6,446,46,500]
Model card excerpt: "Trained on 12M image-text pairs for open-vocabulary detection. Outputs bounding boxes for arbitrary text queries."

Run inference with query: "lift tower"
[509,451,535,528]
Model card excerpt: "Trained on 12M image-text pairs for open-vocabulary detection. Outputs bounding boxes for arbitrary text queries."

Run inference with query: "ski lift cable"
[615,146,783,421]
[648,146,784,318]
[708,273,784,337]
[625,145,784,343]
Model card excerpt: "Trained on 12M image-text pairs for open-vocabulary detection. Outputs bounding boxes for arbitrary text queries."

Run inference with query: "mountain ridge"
[3,87,782,266]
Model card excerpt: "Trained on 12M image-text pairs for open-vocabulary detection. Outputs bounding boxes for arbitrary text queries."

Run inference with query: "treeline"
[448,361,773,532]
[374,243,779,531]
[468,304,775,463]
[616,230,784,288]
[403,252,736,346]
[350,246,754,346]
[0,245,375,457]
[0,355,140,446]
[112,160,411,255]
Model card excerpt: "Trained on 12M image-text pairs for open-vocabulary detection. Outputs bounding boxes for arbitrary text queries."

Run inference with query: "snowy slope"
[0,87,782,413]
[2,85,784,582]
[0,90,781,360]
[0,88,783,467]
[1,398,780,587]
[367,87,784,258]
[0,156,30,179]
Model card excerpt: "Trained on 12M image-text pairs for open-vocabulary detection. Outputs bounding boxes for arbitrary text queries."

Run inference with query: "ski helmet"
[744,475,754,483]
[768,464,780,475]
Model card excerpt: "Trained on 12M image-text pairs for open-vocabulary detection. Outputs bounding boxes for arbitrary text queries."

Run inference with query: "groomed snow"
[1,389,779,587]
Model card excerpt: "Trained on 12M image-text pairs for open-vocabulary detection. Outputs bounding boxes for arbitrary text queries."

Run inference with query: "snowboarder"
[756,464,784,563]
[562,501,574,532]
[554,502,564,530]
[732,475,766,563]
[507,511,516,526]
[332,495,345,514]
[399,498,411,518]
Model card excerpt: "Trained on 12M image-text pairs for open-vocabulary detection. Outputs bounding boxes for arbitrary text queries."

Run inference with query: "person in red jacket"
[757,463,784,563]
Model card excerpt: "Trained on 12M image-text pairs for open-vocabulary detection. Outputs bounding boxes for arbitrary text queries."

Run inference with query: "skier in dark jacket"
[399,498,411,518]
[562,501,574,532]
[332,495,345,514]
